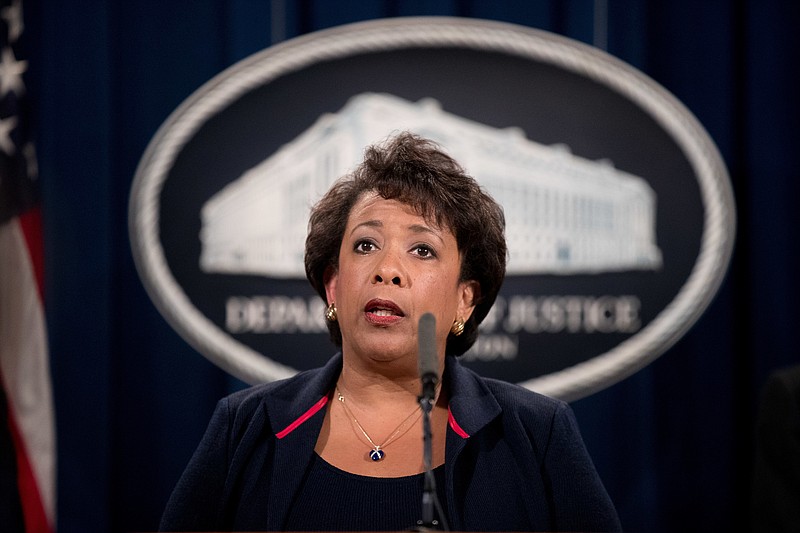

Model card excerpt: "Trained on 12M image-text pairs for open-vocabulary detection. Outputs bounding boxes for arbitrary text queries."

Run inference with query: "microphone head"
[418,312,438,380]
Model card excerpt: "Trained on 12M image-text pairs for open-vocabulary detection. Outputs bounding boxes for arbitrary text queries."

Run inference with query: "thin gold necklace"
[335,386,426,462]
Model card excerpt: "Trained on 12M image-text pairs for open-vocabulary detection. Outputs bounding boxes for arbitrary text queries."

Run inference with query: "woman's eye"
[414,245,436,258]
[355,240,376,254]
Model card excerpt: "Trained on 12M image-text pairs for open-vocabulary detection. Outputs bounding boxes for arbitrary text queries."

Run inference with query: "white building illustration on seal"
[199,92,662,277]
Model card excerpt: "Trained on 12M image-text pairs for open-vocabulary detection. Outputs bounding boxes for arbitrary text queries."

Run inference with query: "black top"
[285,454,447,531]
[160,354,621,532]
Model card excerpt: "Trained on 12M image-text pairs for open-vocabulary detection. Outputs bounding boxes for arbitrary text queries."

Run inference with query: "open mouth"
[365,299,405,321]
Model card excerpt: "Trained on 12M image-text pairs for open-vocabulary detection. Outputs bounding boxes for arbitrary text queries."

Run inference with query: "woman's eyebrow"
[408,223,444,244]
[349,220,444,244]
[349,220,382,235]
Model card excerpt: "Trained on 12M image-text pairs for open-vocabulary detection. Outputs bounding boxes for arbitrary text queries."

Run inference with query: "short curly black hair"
[305,132,507,356]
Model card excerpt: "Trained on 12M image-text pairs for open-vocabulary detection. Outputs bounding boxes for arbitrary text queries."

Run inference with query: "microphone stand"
[414,377,448,531]
[418,389,436,529]
[413,313,448,531]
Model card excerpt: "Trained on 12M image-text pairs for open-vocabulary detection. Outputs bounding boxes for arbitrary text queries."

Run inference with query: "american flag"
[0,0,37,224]
[0,0,56,532]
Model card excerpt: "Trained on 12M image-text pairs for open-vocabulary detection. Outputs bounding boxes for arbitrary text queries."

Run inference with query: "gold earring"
[325,303,337,322]
[450,318,465,336]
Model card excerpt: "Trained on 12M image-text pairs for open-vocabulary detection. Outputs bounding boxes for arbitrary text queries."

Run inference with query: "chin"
[349,334,416,363]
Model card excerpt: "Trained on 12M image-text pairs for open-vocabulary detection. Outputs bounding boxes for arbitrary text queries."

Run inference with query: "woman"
[160,133,621,532]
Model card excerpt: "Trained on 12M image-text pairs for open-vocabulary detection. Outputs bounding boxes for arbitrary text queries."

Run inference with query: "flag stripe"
[0,1,55,530]
[6,390,50,532]
[18,207,44,298]
[0,216,55,532]
[0,379,25,530]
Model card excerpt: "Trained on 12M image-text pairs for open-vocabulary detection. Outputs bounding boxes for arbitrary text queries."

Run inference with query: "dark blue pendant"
[370,449,385,461]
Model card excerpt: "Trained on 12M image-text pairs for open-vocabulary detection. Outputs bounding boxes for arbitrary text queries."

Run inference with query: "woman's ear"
[323,265,338,304]
[458,280,480,322]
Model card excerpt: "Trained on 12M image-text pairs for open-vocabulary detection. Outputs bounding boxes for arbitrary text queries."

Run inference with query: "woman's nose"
[374,273,402,285]
[372,252,405,286]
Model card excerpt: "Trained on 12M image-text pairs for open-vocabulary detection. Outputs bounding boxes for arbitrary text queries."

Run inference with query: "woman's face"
[324,192,477,366]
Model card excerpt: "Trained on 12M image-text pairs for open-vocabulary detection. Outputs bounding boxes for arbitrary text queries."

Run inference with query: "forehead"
[350,192,415,218]
[347,193,447,233]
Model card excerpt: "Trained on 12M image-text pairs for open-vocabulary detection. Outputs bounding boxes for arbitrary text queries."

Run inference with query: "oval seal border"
[129,17,735,401]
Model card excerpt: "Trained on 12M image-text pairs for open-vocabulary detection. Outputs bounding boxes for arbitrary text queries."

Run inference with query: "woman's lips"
[364,299,405,326]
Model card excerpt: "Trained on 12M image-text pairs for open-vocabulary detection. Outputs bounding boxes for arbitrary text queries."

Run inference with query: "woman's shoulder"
[477,376,587,452]
[448,356,567,415]
[219,357,339,417]
[481,375,569,416]
[447,357,573,439]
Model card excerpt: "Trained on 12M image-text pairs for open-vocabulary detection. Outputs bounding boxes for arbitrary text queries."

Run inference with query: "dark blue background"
[24,1,799,532]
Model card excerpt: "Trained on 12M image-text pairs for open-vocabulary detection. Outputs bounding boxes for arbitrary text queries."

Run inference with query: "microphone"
[418,312,439,404]
[415,312,448,530]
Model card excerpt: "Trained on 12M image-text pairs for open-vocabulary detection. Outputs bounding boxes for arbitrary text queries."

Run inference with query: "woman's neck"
[337,355,423,409]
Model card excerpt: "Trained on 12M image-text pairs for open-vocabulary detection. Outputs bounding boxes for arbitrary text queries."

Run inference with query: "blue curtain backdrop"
[22,0,798,531]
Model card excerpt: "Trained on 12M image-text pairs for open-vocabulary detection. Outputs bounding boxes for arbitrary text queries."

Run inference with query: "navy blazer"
[160,353,621,532]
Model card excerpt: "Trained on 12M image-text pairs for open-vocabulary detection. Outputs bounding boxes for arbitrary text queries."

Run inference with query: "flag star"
[1,0,24,43]
[0,46,27,98]
[0,114,18,155]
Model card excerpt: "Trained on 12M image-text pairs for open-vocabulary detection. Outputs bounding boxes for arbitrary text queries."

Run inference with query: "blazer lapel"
[443,356,501,530]
[263,354,342,530]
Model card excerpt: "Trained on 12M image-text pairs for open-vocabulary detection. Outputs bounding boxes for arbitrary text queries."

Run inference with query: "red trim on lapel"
[448,407,470,438]
[276,395,329,439]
